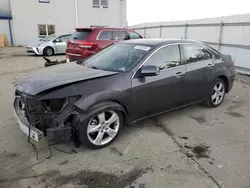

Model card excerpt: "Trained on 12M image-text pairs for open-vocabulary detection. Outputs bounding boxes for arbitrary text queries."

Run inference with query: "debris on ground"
[53,168,147,188]
[190,115,206,123]
[184,144,210,159]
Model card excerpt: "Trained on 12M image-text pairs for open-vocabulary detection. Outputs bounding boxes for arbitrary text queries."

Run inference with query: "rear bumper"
[66,50,95,61]
[227,74,235,92]
[66,53,84,62]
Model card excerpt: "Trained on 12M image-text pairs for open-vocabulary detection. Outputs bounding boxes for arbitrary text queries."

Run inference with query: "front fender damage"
[15,92,80,145]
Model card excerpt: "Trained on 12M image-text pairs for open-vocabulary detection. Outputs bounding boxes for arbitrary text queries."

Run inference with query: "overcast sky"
[127,0,250,26]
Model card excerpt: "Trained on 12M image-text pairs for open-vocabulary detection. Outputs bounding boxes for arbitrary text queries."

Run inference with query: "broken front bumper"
[13,96,45,150]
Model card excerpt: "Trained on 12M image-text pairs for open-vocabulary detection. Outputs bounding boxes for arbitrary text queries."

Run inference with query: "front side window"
[84,43,152,72]
[57,35,71,42]
[113,31,126,40]
[40,34,56,42]
[145,45,181,69]
[128,31,142,39]
[93,0,108,8]
[182,44,213,64]
[98,31,112,40]
[38,24,55,37]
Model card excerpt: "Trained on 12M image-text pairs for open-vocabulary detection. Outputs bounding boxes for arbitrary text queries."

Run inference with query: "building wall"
[0,20,11,45]
[0,0,11,17]
[0,0,11,46]
[10,0,127,46]
[77,0,127,28]
[130,13,250,73]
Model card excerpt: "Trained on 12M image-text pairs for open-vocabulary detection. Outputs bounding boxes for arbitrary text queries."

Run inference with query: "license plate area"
[14,96,45,150]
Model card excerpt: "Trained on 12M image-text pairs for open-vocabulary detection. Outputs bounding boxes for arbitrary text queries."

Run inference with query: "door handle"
[175,72,184,78]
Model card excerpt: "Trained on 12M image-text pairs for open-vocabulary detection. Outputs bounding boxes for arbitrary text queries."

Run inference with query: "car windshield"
[41,34,57,42]
[84,43,152,72]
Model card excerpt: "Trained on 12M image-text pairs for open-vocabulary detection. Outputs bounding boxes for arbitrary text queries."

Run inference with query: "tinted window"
[128,31,142,39]
[98,31,112,40]
[71,29,92,40]
[145,45,181,69]
[85,43,151,72]
[182,44,213,63]
[113,31,126,40]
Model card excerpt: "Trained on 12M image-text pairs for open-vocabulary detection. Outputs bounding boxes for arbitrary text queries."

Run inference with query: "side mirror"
[54,38,60,43]
[140,65,160,77]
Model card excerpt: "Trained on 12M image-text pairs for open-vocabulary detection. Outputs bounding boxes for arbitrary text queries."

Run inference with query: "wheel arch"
[217,75,229,93]
[73,90,131,124]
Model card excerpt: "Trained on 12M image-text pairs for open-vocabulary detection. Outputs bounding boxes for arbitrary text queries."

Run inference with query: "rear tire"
[77,102,124,149]
[43,47,54,56]
[204,78,226,107]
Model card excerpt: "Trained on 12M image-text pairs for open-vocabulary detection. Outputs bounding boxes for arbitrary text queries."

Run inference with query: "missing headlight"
[43,98,68,113]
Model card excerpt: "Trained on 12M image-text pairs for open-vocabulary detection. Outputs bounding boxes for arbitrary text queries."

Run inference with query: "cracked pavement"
[0,47,250,188]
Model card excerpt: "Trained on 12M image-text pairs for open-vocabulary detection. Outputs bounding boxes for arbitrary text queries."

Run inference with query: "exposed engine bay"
[14,90,79,147]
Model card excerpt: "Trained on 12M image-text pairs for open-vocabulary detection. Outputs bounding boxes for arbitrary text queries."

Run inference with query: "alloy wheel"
[211,82,225,105]
[87,110,120,146]
[46,48,53,56]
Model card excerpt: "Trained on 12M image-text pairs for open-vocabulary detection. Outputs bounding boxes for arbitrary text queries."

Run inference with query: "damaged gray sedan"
[14,39,235,150]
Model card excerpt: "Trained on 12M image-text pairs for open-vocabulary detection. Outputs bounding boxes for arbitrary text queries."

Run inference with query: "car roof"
[121,38,203,46]
[75,27,134,31]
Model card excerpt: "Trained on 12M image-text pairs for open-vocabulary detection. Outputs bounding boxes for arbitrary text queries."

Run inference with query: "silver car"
[26,34,71,56]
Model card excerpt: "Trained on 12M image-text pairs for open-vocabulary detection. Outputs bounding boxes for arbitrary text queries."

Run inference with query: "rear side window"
[128,31,142,39]
[98,31,112,40]
[182,44,213,64]
[113,31,126,40]
[71,29,92,40]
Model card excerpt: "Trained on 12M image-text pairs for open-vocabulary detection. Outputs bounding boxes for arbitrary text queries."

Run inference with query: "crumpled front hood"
[15,63,117,95]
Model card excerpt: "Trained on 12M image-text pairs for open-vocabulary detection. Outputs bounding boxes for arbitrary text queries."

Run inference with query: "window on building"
[39,0,50,3]
[93,0,108,8]
[38,24,55,37]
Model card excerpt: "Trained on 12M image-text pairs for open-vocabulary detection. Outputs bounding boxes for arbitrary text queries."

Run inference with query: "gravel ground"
[0,47,250,188]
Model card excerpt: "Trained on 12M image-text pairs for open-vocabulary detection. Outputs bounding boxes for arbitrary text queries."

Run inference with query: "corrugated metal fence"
[132,22,250,74]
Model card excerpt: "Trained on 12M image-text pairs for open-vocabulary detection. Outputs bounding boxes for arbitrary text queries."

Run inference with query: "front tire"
[205,78,226,107]
[77,103,123,149]
[43,47,54,56]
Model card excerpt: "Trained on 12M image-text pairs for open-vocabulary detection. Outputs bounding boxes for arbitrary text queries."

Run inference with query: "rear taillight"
[78,42,94,49]
[232,60,234,65]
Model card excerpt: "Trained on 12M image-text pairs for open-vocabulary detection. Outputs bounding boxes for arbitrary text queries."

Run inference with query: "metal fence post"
[144,27,147,38]
[160,25,162,38]
[184,24,188,39]
[218,21,224,51]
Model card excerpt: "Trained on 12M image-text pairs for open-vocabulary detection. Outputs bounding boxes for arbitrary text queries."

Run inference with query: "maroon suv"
[66,27,142,61]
